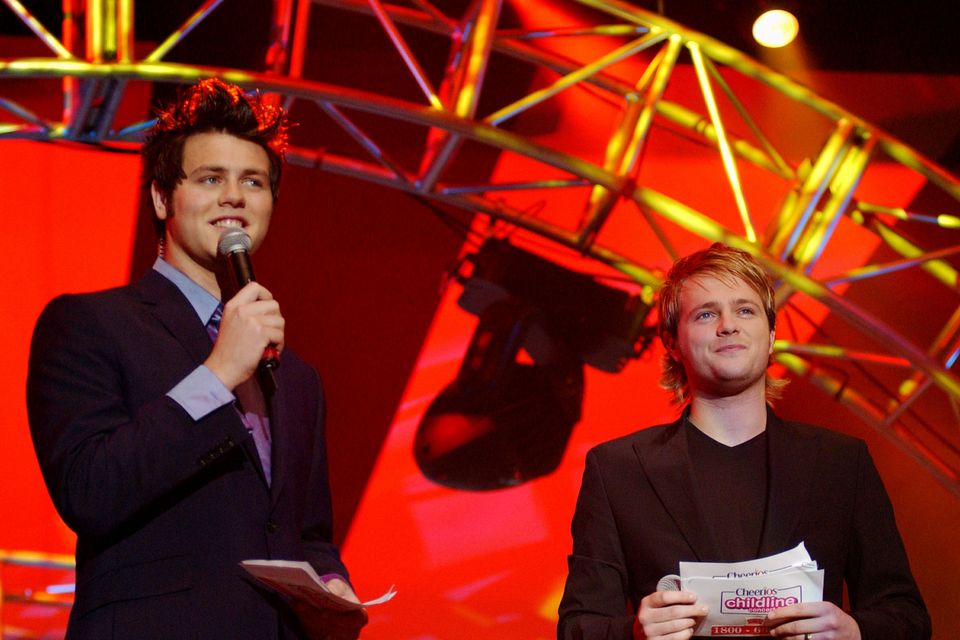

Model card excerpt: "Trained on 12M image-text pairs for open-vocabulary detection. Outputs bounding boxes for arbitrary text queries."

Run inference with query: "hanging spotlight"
[415,298,584,490]
[752,9,799,48]
[456,238,656,373]
[414,238,656,490]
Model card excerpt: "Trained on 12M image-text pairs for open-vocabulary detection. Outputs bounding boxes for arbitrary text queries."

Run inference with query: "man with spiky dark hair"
[27,79,366,639]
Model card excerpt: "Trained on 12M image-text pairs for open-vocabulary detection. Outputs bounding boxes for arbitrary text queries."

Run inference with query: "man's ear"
[150,182,169,221]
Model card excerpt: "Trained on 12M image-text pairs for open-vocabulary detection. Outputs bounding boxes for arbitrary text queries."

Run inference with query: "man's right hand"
[634,590,708,640]
[205,281,285,390]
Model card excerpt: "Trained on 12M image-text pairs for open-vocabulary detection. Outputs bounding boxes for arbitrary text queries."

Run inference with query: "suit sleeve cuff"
[167,365,235,420]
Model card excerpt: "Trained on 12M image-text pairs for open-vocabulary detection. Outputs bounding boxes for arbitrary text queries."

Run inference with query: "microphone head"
[217,227,252,257]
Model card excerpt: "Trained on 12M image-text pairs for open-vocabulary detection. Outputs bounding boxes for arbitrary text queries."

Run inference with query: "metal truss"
[2,0,960,496]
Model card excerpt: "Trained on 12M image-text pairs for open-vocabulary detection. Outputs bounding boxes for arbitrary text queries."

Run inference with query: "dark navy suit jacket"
[27,269,348,639]
[557,410,930,640]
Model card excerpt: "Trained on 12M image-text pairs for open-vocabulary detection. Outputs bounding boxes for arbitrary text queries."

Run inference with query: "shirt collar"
[153,257,221,326]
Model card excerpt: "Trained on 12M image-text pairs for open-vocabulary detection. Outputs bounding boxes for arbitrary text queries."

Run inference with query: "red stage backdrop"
[2,141,140,555]
[3,66,960,639]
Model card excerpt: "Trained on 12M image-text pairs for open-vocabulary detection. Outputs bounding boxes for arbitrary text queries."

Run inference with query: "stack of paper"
[659,542,823,637]
[240,560,397,611]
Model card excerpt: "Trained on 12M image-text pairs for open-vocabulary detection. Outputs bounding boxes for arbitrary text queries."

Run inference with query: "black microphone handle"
[227,248,257,287]
[225,248,280,395]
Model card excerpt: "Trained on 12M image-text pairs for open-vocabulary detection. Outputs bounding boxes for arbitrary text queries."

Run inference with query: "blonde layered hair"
[658,243,787,405]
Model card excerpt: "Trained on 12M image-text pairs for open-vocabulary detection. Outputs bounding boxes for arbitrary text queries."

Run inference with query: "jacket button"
[266,520,278,533]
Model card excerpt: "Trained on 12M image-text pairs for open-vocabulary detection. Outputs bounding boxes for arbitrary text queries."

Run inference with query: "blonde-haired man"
[558,243,929,640]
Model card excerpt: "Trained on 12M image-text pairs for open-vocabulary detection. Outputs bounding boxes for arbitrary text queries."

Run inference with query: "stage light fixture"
[415,298,584,490]
[752,9,799,48]
[414,238,656,491]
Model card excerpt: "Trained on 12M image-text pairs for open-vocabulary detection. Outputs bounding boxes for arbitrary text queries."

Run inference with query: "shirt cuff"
[167,365,235,420]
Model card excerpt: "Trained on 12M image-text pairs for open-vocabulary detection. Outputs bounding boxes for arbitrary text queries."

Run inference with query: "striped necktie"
[206,304,223,341]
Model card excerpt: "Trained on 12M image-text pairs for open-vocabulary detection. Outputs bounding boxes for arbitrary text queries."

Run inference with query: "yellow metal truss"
[2,0,959,496]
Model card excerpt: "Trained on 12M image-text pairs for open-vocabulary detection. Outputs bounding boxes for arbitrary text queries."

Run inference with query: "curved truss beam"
[2,0,959,495]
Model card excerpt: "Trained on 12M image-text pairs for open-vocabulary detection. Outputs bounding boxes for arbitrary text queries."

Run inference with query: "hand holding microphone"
[205,228,283,394]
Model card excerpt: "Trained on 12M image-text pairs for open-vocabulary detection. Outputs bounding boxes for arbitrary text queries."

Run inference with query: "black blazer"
[557,411,930,640]
[27,269,348,639]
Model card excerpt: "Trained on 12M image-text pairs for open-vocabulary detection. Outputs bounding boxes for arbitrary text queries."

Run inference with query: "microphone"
[217,227,280,393]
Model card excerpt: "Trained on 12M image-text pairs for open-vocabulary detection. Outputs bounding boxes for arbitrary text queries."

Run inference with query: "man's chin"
[701,372,766,397]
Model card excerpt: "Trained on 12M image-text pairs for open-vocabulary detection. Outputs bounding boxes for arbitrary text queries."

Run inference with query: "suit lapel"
[134,270,215,366]
[758,411,818,556]
[635,416,720,561]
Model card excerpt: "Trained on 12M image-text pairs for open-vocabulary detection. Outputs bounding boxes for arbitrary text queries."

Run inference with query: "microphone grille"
[217,227,252,256]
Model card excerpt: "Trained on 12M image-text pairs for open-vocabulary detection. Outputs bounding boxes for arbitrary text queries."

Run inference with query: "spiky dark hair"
[142,78,289,236]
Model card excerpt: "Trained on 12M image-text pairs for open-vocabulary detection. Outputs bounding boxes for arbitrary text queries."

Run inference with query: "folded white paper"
[660,542,824,637]
[240,559,397,612]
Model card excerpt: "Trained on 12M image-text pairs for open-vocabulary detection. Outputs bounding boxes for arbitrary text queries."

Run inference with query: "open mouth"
[210,217,246,229]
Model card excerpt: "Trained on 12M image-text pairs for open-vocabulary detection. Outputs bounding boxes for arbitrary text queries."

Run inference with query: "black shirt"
[686,418,768,562]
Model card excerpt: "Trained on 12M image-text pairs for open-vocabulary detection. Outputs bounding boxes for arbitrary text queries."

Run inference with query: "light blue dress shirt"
[154,257,235,419]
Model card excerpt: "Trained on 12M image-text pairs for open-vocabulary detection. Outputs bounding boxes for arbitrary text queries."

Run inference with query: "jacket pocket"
[73,553,195,617]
